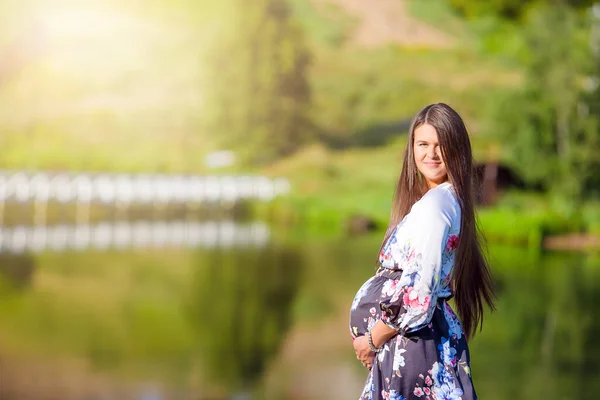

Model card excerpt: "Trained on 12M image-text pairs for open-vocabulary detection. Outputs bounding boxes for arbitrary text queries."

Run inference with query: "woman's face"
[413,123,448,188]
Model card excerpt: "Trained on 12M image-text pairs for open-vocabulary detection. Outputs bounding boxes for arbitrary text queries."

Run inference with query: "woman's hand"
[353,335,375,370]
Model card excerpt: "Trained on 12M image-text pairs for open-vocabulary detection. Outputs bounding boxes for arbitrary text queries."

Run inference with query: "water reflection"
[0,252,35,287]
[0,224,598,399]
[0,220,269,253]
[188,245,304,396]
[469,248,600,399]
[0,220,302,400]
[257,237,600,400]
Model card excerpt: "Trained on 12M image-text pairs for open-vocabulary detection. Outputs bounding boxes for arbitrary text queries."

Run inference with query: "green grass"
[309,45,520,140]
[406,0,469,39]
[260,145,600,244]
[262,141,402,224]
[583,202,600,235]
[289,0,358,48]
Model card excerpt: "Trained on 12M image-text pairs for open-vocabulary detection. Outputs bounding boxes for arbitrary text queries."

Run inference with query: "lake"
[0,219,598,399]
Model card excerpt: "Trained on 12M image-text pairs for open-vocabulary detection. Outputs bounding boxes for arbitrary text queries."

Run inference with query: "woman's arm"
[370,319,398,348]
[377,189,458,334]
[354,188,458,363]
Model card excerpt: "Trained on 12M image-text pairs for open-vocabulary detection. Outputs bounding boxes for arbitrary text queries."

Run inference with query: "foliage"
[202,0,311,165]
[447,0,595,20]
[448,0,534,20]
[485,4,599,205]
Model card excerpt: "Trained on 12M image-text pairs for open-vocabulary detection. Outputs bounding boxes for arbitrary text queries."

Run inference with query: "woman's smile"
[413,123,448,188]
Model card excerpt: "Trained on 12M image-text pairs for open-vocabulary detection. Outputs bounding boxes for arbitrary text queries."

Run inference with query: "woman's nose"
[428,147,438,159]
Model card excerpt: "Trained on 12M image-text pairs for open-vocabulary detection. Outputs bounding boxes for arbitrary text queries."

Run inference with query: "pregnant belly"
[349,275,384,339]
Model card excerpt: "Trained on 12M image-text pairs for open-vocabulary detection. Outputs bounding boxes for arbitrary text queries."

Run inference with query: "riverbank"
[254,199,600,251]
[257,143,600,251]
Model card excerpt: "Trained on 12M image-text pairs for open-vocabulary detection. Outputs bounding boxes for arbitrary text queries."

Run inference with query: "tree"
[487,4,600,205]
[202,0,311,164]
[448,0,595,20]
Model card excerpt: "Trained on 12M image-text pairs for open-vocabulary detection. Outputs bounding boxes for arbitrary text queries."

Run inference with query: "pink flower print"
[390,288,404,304]
[403,287,430,313]
[425,376,432,386]
[424,387,431,396]
[414,387,424,397]
[407,249,416,262]
[380,250,392,262]
[446,234,459,252]
[369,307,377,316]
[382,279,400,297]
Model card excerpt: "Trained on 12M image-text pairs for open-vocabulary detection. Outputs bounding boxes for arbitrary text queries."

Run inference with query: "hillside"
[309,0,454,47]
[0,0,517,174]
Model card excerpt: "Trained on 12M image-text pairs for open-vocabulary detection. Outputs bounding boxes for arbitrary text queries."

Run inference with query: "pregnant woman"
[349,103,495,400]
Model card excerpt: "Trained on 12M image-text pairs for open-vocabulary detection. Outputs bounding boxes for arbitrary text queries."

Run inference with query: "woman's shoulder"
[416,182,460,219]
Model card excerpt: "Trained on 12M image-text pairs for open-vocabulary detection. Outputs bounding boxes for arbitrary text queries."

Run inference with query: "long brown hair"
[378,103,495,339]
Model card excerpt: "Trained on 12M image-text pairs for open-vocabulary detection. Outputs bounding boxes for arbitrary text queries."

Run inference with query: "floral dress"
[349,182,476,400]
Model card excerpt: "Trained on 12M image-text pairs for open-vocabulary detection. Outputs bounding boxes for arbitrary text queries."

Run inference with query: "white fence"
[0,171,291,204]
[0,220,270,254]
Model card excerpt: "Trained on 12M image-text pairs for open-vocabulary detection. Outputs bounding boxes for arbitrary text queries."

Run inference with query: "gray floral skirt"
[349,268,477,400]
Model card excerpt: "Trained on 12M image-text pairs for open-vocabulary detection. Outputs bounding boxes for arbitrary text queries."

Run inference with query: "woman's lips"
[424,162,441,167]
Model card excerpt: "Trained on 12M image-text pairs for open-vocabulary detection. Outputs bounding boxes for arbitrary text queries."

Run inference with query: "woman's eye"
[419,143,428,147]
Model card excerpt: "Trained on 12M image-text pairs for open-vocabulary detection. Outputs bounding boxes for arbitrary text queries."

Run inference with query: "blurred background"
[0,0,599,399]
